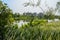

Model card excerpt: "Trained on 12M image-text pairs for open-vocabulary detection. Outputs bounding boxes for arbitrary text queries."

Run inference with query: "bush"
[32,19,47,26]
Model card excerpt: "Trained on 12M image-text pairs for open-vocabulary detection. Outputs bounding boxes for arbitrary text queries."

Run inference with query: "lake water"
[14,20,29,28]
[14,19,60,28]
[48,19,60,22]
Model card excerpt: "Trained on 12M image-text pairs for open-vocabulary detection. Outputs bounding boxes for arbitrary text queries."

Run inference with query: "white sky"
[2,0,60,14]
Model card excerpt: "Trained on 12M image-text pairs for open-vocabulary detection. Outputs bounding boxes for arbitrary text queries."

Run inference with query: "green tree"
[56,2,60,13]
[0,0,14,40]
[44,8,55,19]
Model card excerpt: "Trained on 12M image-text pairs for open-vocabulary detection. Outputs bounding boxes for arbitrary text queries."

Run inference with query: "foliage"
[5,24,19,40]
[32,19,47,26]
[18,21,60,40]
[5,19,60,40]
[0,0,14,40]
[56,2,60,13]
[1,0,60,40]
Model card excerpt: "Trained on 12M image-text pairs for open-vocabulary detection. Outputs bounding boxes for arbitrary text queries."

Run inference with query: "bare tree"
[23,0,45,13]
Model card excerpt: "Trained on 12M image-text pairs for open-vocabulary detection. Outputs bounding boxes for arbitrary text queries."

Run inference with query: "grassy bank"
[16,20,60,40]
[5,20,60,40]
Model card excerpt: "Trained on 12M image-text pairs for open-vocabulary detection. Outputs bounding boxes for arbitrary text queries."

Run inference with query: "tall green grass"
[5,20,60,40]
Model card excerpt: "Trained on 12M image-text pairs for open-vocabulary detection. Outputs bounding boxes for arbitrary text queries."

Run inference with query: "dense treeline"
[13,12,60,22]
[0,0,60,40]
